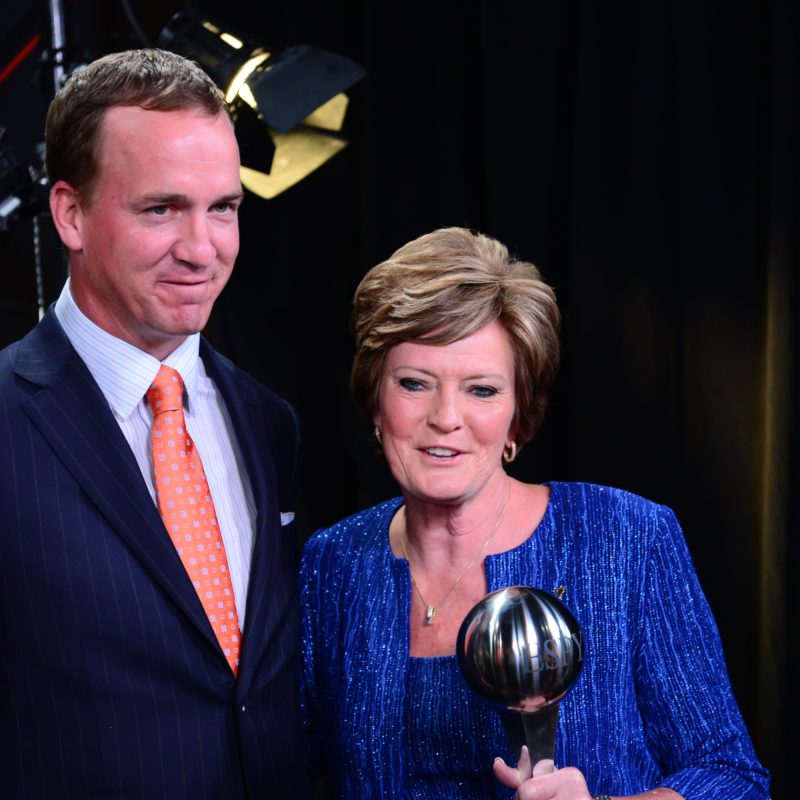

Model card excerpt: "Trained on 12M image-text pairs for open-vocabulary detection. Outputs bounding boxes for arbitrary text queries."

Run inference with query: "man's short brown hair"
[45,48,228,203]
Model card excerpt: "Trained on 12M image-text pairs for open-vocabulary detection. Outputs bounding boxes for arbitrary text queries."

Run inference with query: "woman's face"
[373,319,517,507]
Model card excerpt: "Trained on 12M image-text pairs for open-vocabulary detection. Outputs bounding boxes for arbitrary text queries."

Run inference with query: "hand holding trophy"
[456,586,583,768]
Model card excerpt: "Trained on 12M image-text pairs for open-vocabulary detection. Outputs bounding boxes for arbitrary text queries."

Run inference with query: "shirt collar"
[54,278,201,420]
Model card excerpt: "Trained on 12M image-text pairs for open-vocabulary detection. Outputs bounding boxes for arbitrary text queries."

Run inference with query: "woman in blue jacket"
[300,227,769,800]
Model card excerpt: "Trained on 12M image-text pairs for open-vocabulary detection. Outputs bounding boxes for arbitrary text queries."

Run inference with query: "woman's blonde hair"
[351,227,560,446]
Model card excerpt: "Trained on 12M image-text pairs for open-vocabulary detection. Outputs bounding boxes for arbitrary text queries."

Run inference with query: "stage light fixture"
[158,12,365,199]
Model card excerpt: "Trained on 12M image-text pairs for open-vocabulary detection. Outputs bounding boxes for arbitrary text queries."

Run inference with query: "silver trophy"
[457,586,583,766]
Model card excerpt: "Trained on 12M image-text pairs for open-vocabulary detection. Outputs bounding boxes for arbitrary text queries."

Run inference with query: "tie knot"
[147,365,184,416]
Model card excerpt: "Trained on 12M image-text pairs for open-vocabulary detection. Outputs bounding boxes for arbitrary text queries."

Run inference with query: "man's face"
[64,105,243,359]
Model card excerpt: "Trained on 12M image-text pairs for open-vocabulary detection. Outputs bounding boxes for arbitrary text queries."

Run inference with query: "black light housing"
[158,12,365,199]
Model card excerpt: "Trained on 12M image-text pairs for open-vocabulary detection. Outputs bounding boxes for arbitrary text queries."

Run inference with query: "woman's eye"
[398,377,424,391]
[471,385,497,398]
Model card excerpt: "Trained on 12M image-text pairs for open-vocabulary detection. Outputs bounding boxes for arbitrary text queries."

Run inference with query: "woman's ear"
[49,180,84,252]
[506,413,520,448]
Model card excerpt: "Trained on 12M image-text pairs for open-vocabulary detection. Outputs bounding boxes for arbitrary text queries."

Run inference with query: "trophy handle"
[500,704,559,767]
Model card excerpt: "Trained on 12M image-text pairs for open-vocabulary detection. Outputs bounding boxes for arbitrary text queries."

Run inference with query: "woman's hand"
[493,749,686,800]
[493,747,593,799]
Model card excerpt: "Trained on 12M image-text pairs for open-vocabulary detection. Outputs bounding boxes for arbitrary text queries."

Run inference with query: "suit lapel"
[15,313,222,657]
[200,343,285,686]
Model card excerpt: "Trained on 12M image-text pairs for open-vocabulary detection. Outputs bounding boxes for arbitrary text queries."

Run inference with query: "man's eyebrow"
[216,192,246,204]
[138,193,189,205]
[136,192,246,206]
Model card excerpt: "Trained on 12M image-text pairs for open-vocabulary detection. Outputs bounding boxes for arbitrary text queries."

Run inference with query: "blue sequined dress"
[299,482,769,799]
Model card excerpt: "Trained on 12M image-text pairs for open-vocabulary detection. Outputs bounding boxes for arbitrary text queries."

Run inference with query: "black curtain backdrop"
[1,1,795,796]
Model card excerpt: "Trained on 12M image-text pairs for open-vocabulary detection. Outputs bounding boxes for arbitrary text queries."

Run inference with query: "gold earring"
[374,426,382,445]
[503,442,517,463]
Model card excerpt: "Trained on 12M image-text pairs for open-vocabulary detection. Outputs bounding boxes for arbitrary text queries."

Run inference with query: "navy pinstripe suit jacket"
[0,310,310,799]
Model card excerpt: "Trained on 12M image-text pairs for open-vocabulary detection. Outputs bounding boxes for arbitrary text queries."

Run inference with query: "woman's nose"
[428,388,462,431]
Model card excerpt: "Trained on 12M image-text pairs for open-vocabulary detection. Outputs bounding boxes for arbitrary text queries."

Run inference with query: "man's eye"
[398,378,424,391]
[147,206,170,216]
[212,202,237,214]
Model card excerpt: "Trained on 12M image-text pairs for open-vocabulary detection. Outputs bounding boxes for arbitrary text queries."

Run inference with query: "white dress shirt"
[54,279,256,623]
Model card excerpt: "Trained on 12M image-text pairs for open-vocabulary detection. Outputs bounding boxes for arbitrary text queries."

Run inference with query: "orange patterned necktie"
[147,365,240,675]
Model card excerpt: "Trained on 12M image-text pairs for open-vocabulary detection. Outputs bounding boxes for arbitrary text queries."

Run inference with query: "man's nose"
[172,215,216,267]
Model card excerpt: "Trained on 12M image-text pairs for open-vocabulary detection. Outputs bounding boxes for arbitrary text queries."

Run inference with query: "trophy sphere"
[457,586,583,713]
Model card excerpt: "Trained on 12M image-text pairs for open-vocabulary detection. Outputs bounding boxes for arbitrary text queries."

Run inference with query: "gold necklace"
[400,485,509,625]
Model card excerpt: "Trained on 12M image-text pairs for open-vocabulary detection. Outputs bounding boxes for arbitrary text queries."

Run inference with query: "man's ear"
[49,180,84,251]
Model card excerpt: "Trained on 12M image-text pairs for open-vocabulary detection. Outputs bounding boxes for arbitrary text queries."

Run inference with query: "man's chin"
[164,304,214,334]
[139,313,213,356]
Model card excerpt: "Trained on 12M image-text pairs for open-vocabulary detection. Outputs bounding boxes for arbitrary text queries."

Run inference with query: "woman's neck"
[400,473,513,560]
[395,478,551,657]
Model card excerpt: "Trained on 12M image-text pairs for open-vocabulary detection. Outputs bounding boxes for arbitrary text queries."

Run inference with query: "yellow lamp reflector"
[225,52,270,104]
[240,128,347,199]
[302,93,349,132]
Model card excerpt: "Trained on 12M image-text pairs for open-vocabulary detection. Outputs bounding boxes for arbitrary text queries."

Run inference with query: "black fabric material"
[0,1,794,795]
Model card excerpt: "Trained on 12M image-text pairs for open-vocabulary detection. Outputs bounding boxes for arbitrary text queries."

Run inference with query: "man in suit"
[0,49,309,798]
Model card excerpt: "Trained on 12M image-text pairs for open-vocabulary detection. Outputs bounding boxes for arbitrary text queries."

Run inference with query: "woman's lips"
[423,447,460,458]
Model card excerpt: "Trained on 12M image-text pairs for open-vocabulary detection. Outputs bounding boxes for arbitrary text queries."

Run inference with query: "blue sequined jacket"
[299,482,769,799]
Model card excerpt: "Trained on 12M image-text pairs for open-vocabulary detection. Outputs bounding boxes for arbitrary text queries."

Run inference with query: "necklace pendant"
[425,605,436,625]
